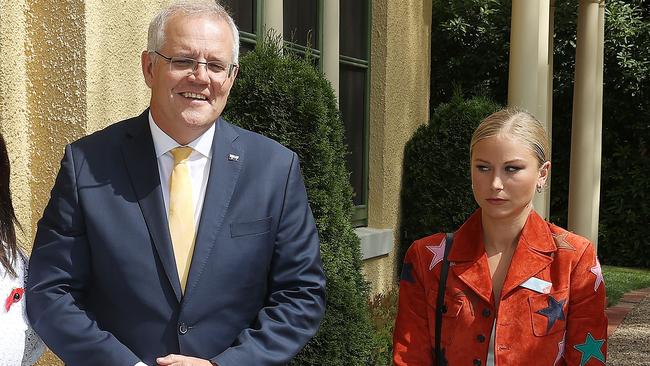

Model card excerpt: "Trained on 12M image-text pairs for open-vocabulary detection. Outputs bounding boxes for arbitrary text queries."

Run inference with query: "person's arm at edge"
[393,239,434,366]
[26,144,143,366]
[211,152,326,366]
[561,238,608,365]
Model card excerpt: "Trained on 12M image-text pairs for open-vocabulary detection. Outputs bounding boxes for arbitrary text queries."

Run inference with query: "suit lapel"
[184,118,243,296]
[121,111,182,302]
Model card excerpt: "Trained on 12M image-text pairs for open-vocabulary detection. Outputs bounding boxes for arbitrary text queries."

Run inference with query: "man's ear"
[231,65,239,80]
[141,51,154,88]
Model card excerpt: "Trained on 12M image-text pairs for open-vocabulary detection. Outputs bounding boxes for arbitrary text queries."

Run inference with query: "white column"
[322,0,340,101]
[263,0,283,40]
[589,1,605,248]
[508,0,552,219]
[568,0,603,245]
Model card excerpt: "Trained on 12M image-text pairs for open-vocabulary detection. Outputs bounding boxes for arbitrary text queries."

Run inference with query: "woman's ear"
[538,161,551,188]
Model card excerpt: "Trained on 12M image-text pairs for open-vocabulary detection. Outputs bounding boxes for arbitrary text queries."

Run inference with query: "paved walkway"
[606,288,650,365]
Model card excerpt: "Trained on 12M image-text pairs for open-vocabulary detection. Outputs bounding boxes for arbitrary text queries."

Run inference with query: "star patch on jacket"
[400,263,415,284]
[426,237,446,270]
[536,295,566,334]
[574,332,605,366]
[590,259,604,292]
[4,287,24,312]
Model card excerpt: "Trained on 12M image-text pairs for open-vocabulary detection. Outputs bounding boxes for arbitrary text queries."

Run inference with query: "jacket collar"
[448,209,556,262]
[448,209,557,303]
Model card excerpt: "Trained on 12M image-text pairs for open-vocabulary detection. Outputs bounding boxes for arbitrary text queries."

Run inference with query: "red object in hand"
[5,288,24,312]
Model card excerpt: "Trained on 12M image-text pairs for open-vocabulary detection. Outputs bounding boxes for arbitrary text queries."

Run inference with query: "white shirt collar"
[148,111,214,159]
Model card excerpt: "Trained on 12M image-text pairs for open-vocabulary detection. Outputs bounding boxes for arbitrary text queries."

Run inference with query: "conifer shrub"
[399,94,500,266]
[224,36,374,365]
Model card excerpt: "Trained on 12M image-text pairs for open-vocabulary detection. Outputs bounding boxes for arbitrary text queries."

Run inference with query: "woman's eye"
[476,165,489,172]
[505,166,522,173]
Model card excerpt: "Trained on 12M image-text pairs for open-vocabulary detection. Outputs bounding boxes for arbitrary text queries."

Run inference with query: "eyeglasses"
[153,51,237,83]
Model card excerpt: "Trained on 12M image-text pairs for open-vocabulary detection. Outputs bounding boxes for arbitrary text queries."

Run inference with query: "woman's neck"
[481,205,532,254]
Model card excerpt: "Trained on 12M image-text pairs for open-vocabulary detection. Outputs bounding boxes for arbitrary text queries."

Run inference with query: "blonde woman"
[394,108,607,365]
[0,132,44,365]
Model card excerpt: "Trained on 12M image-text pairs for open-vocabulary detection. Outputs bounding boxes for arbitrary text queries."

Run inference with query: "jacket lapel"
[500,211,555,298]
[184,118,243,296]
[121,110,182,302]
[449,211,494,304]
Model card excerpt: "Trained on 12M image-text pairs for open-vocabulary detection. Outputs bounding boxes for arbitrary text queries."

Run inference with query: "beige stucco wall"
[363,0,431,295]
[0,1,168,364]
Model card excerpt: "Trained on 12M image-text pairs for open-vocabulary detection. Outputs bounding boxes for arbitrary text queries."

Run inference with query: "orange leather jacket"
[393,210,607,366]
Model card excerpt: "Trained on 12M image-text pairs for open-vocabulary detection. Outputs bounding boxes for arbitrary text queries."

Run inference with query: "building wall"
[0,0,432,363]
[363,0,431,295]
[1,1,168,364]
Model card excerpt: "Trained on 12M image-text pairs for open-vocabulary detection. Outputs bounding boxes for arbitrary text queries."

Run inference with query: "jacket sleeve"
[393,242,433,366]
[26,145,142,366]
[211,153,326,366]
[562,241,608,365]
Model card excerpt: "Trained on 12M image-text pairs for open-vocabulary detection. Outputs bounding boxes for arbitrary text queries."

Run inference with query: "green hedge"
[224,37,375,365]
[399,94,500,267]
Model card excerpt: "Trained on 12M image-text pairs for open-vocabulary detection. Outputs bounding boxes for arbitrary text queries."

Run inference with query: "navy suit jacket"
[26,110,326,366]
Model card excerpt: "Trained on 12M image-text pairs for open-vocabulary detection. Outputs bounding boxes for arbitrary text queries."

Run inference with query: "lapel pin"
[227,153,240,161]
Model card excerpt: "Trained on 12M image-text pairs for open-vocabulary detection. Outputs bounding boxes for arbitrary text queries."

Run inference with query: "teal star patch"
[574,332,605,366]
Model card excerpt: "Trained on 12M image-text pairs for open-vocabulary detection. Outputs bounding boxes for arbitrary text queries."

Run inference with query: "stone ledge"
[606,287,650,337]
[354,227,394,260]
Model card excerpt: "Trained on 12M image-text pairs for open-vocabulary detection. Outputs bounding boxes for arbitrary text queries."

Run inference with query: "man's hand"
[156,354,215,366]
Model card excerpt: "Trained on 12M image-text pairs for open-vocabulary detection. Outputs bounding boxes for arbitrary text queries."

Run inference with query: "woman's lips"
[486,198,507,205]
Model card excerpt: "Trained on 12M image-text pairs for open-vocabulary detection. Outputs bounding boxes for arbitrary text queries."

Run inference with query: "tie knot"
[171,146,193,164]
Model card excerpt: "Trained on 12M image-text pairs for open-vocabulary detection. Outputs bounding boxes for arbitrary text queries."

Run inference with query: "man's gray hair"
[147,1,240,64]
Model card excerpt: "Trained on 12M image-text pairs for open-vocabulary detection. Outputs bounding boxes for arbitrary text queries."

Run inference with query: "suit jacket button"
[473,359,482,366]
[482,308,491,317]
[476,334,486,343]
[179,322,188,335]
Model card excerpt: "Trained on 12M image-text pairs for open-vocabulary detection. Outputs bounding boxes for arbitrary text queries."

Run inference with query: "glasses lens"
[170,58,196,74]
[167,56,232,84]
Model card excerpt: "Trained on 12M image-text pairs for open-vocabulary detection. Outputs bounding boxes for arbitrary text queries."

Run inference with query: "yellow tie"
[169,146,195,293]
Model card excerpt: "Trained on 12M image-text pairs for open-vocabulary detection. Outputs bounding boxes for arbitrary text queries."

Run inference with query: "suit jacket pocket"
[230,216,272,238]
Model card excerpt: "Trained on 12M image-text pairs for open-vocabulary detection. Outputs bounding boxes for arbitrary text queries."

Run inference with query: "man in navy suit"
[26,2,325,366]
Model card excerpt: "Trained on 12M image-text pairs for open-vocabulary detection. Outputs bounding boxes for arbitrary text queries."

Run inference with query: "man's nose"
[189,64,210,83]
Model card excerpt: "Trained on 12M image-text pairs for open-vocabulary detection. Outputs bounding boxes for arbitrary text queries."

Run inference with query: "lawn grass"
[603,265,650,307]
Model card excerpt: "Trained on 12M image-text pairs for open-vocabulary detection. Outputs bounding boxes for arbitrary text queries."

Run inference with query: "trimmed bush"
[223,37,374,365]
[430,0,511,110]
[399,94,501,266]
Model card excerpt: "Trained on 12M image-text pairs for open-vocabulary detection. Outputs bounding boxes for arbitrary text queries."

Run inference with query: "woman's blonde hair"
[470,107,550,166]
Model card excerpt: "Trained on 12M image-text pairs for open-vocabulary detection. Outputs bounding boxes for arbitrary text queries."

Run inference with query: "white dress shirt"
[148,112,213,230]
[135,114,214,366]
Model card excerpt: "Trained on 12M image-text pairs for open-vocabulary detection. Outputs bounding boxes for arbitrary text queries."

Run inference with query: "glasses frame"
[153,51,238,80]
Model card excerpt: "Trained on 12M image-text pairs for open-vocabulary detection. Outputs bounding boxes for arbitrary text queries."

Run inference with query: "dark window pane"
[239,41,255,57]
[283,0,319,49]
[339,64,367,206]
[222,0,256,34]
[340,0,368,59]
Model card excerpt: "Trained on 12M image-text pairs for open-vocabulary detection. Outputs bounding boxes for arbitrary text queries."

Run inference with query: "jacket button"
[178,322,188,335]
[476,334,486,343]
[482,308,491,317]
[473,359,482,366]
